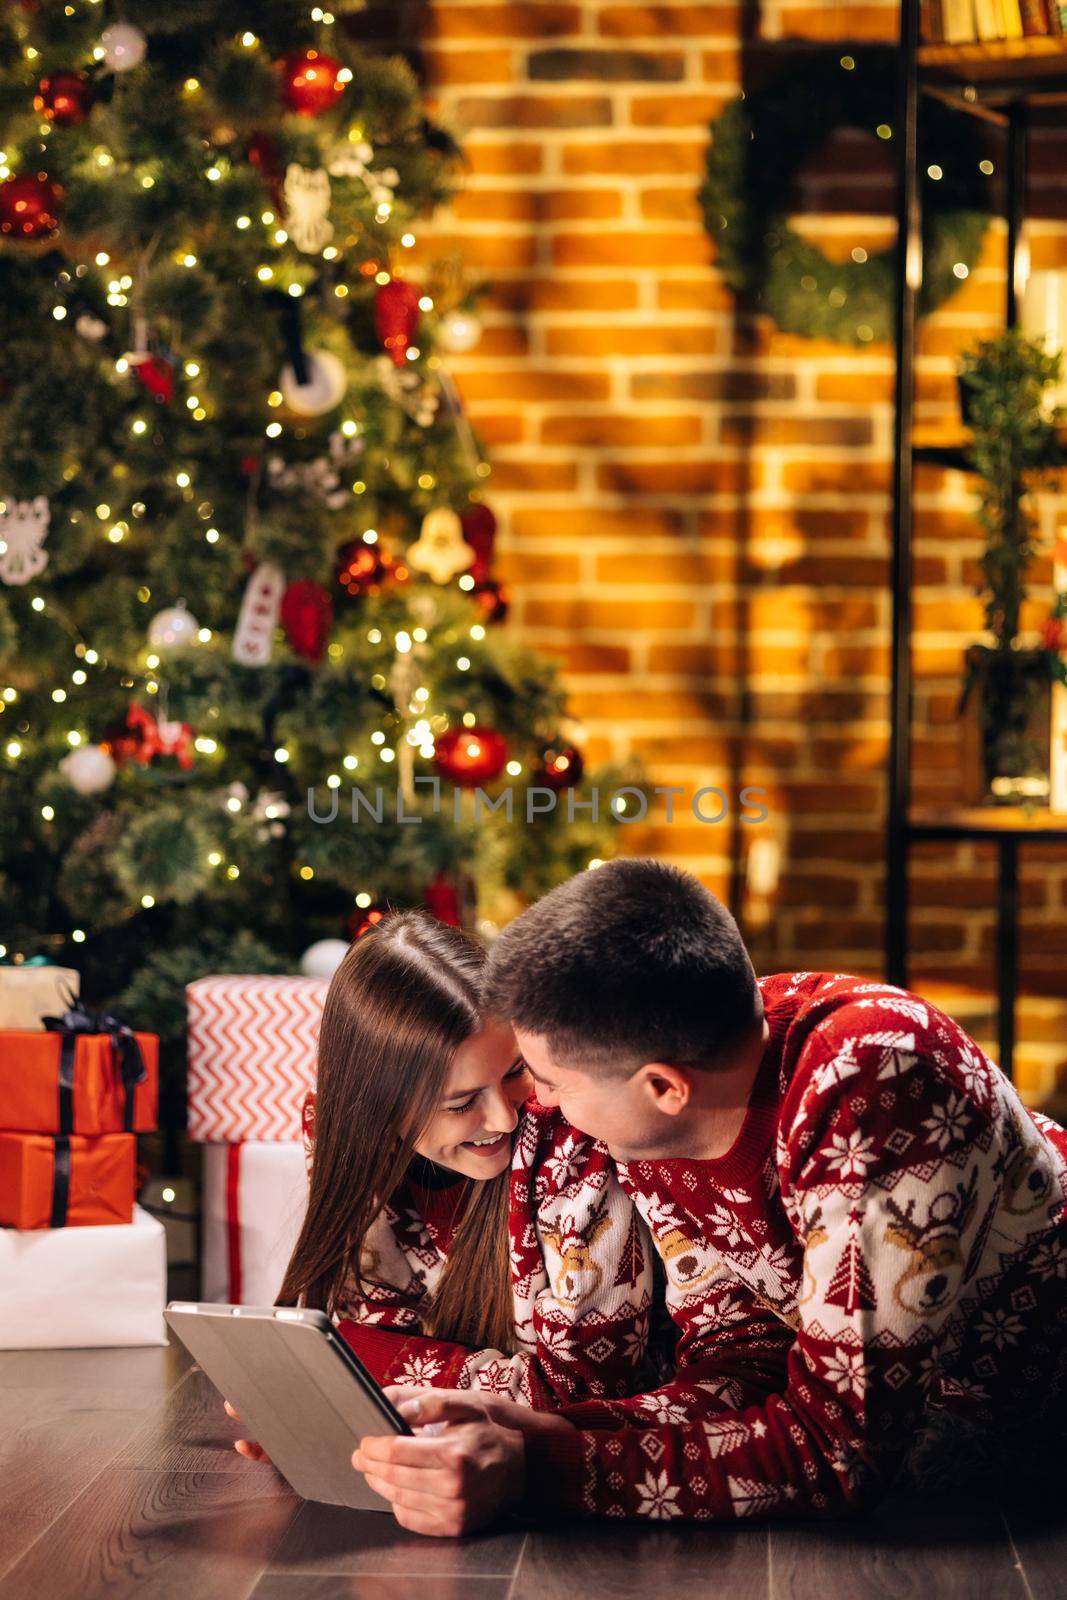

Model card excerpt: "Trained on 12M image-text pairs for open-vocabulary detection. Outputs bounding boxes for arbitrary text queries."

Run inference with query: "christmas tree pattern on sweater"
[525,972,1067,1521]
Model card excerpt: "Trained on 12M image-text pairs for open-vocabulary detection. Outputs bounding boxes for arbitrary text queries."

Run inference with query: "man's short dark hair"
[482,858,764,1075]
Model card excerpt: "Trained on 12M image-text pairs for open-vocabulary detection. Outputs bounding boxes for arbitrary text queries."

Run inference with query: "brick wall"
[378,0,1067,1110]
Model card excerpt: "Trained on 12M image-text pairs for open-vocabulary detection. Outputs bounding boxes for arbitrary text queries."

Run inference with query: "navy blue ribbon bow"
[41,993,147,1138]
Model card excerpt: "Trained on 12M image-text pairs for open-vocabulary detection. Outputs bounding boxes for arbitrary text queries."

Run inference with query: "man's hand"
[354,1387,576,1538]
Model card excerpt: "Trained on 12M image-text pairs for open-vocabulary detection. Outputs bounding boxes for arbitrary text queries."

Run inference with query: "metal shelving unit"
[888,4,1067,1079]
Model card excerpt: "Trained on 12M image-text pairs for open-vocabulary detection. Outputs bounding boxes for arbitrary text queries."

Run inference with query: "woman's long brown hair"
[276,912,516,1352]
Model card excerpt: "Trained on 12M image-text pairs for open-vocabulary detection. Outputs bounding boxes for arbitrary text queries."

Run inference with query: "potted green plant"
[957,331,1067,804]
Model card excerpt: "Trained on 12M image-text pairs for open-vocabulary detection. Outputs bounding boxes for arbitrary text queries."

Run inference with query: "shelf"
[909,805,1067,840]
[920,37,1067,74]
[911,425,1067,472]
[919,37,1067,103]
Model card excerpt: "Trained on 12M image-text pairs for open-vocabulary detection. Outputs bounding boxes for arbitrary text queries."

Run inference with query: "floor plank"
[0,1382,178,1581]
[253,1577,513,1600]
[769,1505,1029,1600]
[510,1524,769,1600]
[0,1468,299,1600]
[113,1363,278,1476]
[0,1341,190,1393]
[264,1501,525,1579]
[1003,1507,1067,1600]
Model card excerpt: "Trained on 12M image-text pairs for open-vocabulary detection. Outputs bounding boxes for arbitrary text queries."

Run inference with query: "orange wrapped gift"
[0,1006,158,1137]
[0,1131,135,1228]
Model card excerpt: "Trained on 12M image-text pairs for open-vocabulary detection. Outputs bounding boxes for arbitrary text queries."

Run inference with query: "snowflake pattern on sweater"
[301,1092,652,1408]
[526,972,1067,1522]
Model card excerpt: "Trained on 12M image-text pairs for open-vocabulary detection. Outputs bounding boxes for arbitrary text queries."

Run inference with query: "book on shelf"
[942,0,978,39]
[1021,0,1055,33]
[921,0,944,40]
[999,0,1026,36]
[975,0,1004,35]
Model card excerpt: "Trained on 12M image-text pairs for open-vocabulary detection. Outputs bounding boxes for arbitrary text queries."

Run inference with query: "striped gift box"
[185,975,327,1143]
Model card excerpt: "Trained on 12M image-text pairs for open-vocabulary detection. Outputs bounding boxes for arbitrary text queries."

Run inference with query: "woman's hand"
[223,1400,272,1463]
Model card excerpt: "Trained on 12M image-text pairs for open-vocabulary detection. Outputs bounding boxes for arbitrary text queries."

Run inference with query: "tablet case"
[165,1302,409,1510]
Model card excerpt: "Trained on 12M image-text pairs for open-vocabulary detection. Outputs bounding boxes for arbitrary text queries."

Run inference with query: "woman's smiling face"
[413,1019,529,1180]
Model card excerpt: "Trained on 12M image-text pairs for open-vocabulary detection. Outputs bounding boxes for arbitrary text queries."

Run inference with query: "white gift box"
[0,1203,166,1349]
[201,1140,308,1306]
[186,975,327,1142]
[0,965,80,1030]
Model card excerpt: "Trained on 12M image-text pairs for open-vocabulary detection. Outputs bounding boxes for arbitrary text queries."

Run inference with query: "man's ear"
[637,1061,693,1117]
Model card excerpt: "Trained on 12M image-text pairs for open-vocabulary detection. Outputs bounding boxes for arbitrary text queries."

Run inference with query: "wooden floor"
[0,1341,1064,1599]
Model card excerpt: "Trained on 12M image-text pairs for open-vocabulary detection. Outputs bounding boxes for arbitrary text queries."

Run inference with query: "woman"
[274,911,652,1408]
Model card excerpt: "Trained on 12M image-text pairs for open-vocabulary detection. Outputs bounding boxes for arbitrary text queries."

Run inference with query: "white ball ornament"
[100,23,147,72]
[299,938,350,979]
[279,349,347,417]
[148,601,200,650]
[438,311,482,354]
[59,744,116,795]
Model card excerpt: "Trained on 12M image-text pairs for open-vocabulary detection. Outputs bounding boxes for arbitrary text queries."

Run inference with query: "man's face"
[514,1027,665,1161]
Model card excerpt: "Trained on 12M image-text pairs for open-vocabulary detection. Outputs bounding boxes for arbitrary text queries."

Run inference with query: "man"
[354,858,1067,1535]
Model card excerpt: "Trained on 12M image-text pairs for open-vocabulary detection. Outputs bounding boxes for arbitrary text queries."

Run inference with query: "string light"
[274,746,290,763]
[343,754,358,770]
[236,215,251,229]
[257,266,273,282]
[326,773,341,788]
[72,929,86,943]
[141,894,155,908]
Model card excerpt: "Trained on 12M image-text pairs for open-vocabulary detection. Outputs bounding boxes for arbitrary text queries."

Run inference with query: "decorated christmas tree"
[0,2,619,1110]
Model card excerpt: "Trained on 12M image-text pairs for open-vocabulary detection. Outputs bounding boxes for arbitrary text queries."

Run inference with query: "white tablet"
[165,1301,411,1511]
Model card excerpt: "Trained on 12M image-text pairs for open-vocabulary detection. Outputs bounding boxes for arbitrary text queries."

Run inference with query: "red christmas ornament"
[472,578,509,624]
[281,579,333,662]
[460,502,496,583]
[423,873,462,926]
[280,49,346,117]
[131,355,174,405]
[247,131,285,210]
[0,172,63,241]
[336,541,409,598]
[35,71,93,127]
[375,279,421,366]
[434,725,509,788]
[536,743,584,791]
[347,903,387,940]
[1041,614,1066,653]
[124,702,195,770]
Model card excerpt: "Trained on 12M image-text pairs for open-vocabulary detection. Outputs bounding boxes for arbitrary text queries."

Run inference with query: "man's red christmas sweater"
[524,972,1067,1521]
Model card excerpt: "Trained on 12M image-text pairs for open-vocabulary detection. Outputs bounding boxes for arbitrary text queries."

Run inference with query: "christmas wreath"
[699,48,992,346]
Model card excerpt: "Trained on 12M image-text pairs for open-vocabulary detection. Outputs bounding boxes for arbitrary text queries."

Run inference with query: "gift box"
[186,975,327,1142]
[0,1204,166,1348]
[0,965,79,1030]
[201,1140,308,1304]
[0,1130,136,1229]
[0,1025,158,1137]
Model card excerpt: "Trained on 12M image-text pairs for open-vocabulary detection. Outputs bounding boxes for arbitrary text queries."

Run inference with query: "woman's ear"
[639,1061,693,1117]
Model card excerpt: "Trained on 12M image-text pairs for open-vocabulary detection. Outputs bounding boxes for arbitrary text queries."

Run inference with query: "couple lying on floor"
[232,858,1067,1537]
